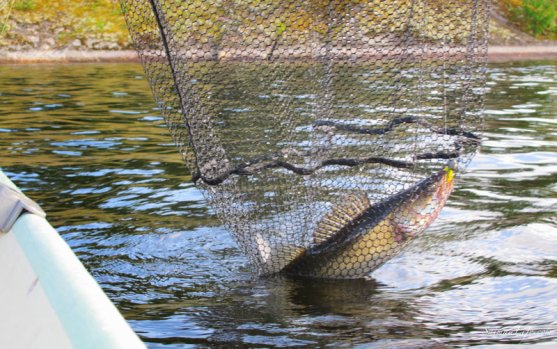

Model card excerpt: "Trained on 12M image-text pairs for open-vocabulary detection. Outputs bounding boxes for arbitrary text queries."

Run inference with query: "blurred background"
[0,0,556,51]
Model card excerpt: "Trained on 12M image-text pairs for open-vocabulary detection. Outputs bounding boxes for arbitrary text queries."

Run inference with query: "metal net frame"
[121,0,490,278]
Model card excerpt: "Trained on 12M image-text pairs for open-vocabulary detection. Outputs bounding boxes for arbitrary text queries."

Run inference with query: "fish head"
[393,162,456,239]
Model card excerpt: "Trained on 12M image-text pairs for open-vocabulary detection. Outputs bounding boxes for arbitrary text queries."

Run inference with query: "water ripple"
[0,62,556,348]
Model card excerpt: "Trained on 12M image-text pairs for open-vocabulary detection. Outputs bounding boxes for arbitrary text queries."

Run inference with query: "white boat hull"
[0,170,145,349]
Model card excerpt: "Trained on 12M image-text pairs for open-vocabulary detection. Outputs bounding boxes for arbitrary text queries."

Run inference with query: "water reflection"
[0,61,556,347]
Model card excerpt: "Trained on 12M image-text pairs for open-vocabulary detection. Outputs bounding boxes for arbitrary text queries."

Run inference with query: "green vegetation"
[13,0,36,12]
[1,1,13,35]
[503,0,557,39]
[0,0,130,49]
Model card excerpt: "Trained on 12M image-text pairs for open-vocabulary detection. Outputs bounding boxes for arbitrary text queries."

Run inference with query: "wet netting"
[121,0,490,278]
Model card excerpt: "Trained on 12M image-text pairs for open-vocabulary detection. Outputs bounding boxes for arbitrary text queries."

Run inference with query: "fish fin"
[314,193,371,245]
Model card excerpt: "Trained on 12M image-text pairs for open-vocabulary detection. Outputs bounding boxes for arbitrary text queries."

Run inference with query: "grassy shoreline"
[1,0,555,57]
[1,0,556,49]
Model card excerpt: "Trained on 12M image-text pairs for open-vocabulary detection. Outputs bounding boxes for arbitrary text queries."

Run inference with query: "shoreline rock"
[0,46,556,64]
[0,50,139,63]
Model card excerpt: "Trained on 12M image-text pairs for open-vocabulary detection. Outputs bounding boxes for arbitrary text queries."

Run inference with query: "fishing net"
[121,0,489,278]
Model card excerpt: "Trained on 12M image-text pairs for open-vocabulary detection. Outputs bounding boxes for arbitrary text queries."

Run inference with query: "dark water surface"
[0,62,556,348]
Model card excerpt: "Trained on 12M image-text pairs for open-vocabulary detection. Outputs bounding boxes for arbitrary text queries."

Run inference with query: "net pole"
[147,0,203,179]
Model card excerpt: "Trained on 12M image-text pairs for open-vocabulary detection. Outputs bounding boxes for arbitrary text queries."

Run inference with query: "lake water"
[0,62,556,348]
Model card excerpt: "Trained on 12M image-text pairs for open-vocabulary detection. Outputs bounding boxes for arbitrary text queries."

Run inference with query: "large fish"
[256,163,456,278]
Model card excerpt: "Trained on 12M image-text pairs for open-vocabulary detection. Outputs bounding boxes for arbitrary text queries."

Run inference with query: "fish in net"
[120,0,489,278]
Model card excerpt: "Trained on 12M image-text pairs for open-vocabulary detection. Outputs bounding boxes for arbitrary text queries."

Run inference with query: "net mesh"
[121,0,489,278]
